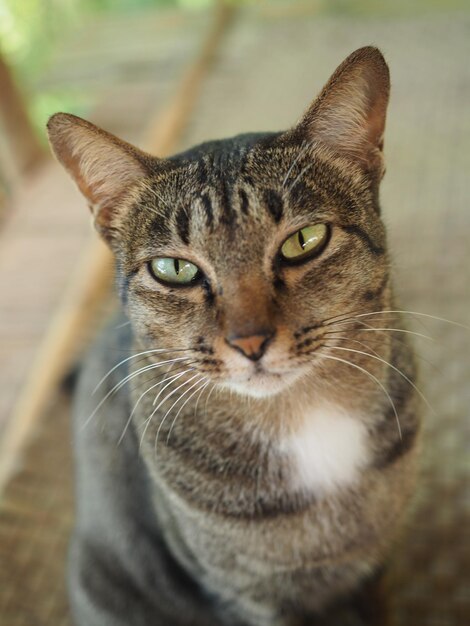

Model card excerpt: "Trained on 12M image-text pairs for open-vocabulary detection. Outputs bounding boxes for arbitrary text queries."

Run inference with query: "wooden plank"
[0,52,45,186]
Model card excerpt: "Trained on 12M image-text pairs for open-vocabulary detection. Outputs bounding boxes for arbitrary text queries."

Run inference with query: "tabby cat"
[47,47,420,626]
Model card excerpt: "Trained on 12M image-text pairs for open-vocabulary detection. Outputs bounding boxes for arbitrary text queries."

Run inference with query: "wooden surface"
[0,2,469,625]
[0,53,45,186]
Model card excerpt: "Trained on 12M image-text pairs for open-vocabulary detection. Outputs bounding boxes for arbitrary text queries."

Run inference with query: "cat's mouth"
[224,365,304,399]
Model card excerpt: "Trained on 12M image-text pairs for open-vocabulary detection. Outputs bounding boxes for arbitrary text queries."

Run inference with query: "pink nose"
[226,332,274,361]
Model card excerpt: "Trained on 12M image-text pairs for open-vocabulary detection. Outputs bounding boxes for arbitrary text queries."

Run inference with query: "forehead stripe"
[343,224,385,256]
[238,188,249,215]
[219,179,235,225]
[200,193,214,229]
[264,188,284,222]
[176,205,191,244]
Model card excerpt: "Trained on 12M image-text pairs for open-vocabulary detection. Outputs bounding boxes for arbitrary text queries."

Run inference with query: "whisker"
[112,319,131,330]
[204,383,217,417]
[322,335,384,359]
[323,322,435,342]
[325,333,441,373]
[194,378,209,419]
[326,345,433,414]
[282,140,308,188]
[354,309,469,330]
[153,375,204,456]
[166,378,210,446]
[92,348,192,395]
[355,326,435,342]
[140,373,200,449]
[83,357,190,431]
[117,368,194,446]
[288,162,313,193]
[319,350,402,440]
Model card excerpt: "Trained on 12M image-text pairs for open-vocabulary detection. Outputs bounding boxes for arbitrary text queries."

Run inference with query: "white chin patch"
[280,406,370,496]
[227,370,301,399]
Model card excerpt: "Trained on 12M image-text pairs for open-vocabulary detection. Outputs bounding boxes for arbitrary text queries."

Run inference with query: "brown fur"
[48,47,420,626]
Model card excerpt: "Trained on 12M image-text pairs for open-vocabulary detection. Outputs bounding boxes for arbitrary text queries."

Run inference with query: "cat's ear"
[47,113,154,240]
[297,46,390,176]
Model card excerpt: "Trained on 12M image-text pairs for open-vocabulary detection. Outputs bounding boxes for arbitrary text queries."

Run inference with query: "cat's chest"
[279,406,371,496]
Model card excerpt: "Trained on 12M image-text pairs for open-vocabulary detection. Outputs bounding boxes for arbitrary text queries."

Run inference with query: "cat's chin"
[224,370,303,399]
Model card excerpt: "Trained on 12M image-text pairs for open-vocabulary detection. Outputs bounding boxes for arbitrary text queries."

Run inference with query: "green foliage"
[0,0,215,140]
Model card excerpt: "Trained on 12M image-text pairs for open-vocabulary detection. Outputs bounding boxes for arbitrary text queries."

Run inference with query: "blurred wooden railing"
[0,52,45,196]
[0,1,235,491]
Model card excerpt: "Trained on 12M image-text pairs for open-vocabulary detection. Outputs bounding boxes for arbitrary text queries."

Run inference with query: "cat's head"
[48,46,390,399]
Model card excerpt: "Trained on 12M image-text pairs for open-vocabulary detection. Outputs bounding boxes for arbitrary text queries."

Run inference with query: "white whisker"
[325,333,441,373]
[152,375,204,456]
[355,310,469,330]
[282,140,308,188]
[326,345,433,414]
[288,162,313,193]
[116,368,194,446]
[204,383,217,417]
[140,373,200,449]
[92,348,190,395]
[320,350,402,440]
[83,357,190,431]
[325,319,435,342]
[165,378,209,446]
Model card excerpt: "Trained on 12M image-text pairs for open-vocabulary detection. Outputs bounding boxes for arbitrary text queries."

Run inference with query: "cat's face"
[47,46,390,399]
[118,139,387,398]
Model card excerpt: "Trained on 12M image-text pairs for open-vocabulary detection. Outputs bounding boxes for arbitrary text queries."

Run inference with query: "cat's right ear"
[47,113,155,242]
[295,46,390,178]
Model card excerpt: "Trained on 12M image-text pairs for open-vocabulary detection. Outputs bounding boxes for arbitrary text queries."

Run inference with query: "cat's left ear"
[47,113,155,242]
[296,46,390,177]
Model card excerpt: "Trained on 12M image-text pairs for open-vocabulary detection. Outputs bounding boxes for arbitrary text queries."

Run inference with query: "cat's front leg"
[68,534,219,626]
[68,536,162,626]
[303,570,390,626]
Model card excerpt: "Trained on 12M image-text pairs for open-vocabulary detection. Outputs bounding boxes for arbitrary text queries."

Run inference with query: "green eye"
[149,258,201,285]
[280,224,329,262]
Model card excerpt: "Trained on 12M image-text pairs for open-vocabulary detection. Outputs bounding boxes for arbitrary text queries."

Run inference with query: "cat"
[47,46,420,626]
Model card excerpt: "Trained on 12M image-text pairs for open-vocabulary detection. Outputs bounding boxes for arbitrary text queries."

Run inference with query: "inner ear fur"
[47,113,156,240]
[297,46,390,176]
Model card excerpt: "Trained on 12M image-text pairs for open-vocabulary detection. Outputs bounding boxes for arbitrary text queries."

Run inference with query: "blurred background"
[0,1,469,625]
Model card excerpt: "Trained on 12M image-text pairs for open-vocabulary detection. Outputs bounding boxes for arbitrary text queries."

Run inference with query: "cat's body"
[48,48,420,625]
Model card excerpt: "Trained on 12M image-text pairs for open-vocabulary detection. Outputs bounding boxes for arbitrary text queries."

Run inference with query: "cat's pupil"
[298,229,305,249]
[174,259,180,275]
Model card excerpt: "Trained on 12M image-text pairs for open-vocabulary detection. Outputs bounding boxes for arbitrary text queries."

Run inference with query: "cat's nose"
[226,331,274,361]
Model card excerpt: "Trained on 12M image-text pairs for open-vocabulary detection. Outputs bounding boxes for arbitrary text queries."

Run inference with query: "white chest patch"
[280,406,370,496]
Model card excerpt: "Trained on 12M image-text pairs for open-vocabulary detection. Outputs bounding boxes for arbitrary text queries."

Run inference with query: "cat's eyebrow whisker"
[282,140,309,188]
[140,179,172,212]
[165,378,210,447]
[319,350,402,441]
[325,344,434,415]
[92,348,193,395]
[287,162,313,193]
[117,368,195,446]
[83,357,191,431]
[140,373,201,449]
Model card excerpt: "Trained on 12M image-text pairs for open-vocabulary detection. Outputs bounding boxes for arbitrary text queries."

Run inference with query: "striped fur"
[48,47,420,625]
